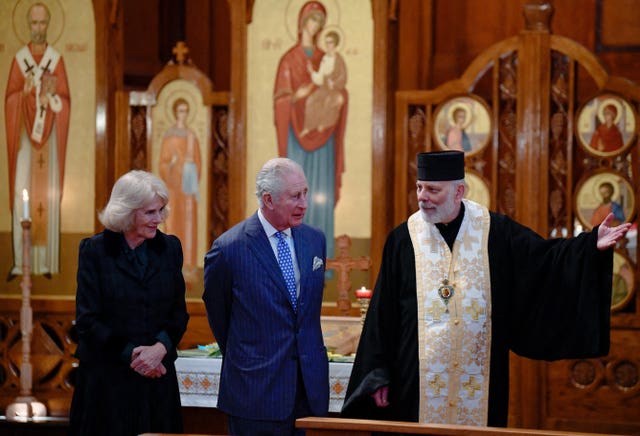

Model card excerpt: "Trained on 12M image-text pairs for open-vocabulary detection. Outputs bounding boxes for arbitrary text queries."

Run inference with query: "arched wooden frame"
[114,52,230,250]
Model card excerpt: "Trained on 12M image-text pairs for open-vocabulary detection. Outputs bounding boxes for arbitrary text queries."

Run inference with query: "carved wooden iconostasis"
[395,3,640,434]
[115,42,229,296]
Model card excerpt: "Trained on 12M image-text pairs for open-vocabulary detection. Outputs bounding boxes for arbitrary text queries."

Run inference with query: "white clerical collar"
[257,209,292,239]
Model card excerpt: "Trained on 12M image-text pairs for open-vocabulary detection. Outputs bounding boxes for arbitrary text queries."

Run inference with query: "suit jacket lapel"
[292,226,310,279]
[245,214,289,295]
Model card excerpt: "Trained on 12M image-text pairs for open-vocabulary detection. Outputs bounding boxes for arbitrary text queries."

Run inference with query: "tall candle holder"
[354,286,372,327]
[6,219,47,421]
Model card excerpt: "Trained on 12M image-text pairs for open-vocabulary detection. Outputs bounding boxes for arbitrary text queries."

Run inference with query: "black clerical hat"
[417,151,465,181]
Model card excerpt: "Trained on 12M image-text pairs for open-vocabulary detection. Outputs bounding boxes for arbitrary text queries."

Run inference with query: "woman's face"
[304,13,323,36]
[126,196,166,246]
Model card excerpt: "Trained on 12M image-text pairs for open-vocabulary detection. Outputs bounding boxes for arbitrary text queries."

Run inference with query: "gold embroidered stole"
[407,200,492,425]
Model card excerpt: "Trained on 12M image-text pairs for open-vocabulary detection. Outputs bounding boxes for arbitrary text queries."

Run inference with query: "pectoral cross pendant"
[438,279,455,313]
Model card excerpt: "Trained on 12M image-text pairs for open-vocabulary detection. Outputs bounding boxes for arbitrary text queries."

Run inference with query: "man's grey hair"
[256,158,304,208]
[99,170,169,232]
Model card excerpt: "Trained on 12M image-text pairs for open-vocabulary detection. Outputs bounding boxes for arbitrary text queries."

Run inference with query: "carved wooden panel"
[209,106,230,242]
[0,306,77,417]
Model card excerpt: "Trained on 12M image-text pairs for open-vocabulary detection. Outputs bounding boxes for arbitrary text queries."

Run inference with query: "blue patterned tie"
[275,231,297,312]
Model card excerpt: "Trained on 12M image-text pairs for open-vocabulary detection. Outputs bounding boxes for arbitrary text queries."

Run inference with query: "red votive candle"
[355,286,373,299]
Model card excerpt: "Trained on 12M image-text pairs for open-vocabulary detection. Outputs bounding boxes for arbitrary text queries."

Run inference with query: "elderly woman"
[69,170,189,436]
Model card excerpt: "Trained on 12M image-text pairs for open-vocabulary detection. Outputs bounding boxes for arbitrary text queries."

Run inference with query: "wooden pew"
[295,417,624,436]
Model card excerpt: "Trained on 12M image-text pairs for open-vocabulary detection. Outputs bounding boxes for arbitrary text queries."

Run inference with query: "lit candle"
[355,286,373,299]
[22,189,29,220]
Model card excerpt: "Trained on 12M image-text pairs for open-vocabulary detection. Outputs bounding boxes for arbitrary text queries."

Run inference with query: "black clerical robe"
[341,209,613,427]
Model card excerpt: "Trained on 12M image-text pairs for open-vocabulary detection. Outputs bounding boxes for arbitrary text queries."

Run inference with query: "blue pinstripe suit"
[203,212,329,421]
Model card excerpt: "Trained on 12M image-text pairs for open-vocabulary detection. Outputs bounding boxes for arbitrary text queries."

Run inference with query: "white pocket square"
[313,256,324,271]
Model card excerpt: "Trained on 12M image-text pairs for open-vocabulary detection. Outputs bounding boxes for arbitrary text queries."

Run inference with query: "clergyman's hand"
[597,213,631,251]
[371,385,389,408]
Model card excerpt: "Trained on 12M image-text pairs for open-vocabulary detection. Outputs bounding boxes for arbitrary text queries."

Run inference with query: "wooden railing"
[295,417,627,436]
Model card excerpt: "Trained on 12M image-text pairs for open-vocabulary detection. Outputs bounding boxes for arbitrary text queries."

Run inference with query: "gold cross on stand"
[326,235,371,315]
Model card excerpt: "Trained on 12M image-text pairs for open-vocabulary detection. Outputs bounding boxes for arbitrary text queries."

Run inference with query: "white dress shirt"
[258,209,301,296]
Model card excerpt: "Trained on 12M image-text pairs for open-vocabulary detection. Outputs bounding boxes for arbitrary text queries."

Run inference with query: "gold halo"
[317,25,345,52]
[13,0,65,46]
[596,97,623,125]
[285,0,340,43]
[447,102,472,129]
[164,89,199,127]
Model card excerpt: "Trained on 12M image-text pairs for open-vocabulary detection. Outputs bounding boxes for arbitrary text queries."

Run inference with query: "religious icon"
[151,80,211,290]
[574,171,635,231]
[611,250,635,312]
[5,0,71,277]
[464,170,490,208]
[438,279,455,313]
[433,95,492,156]
[274,1,349,259]
[576,93,636,156]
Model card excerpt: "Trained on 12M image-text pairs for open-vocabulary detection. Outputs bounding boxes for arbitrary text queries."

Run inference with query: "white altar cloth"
[176,356,353,413]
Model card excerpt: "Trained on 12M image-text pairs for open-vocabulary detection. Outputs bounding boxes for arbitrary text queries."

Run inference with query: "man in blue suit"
[203,157,329,435]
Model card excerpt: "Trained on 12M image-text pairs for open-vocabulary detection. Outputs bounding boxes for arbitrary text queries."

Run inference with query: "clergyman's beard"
[420,189,457,224]
[31,31,46,45]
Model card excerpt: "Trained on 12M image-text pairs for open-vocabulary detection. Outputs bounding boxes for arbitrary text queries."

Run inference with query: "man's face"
[29,6,49,45]
[263,169,308,231]
[325,37,336,53]
[417,180,462,224]
[175,103,189,123]
[454,110,466,126]
[599,186,613,202]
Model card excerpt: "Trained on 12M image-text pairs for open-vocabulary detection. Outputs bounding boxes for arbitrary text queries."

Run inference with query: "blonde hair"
[99,170,169,232]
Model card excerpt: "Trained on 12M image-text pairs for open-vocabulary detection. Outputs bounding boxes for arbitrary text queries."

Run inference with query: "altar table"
[176,356,353,413]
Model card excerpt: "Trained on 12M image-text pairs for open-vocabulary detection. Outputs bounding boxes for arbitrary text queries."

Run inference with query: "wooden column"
[226,0,248,226]
[94,0,124,230]
[512,2,554,429]
[370,0,394,285]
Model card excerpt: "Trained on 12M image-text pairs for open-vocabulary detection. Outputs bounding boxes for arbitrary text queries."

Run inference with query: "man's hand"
[371,385,390,407]
[597,213,631,250]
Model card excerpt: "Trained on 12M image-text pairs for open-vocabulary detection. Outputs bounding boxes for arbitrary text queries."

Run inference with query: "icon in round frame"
[433,95,492,156]
[611,250,635,312]
[574,171,635,230]
[464,170,490,209]
[576,93,637,156]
